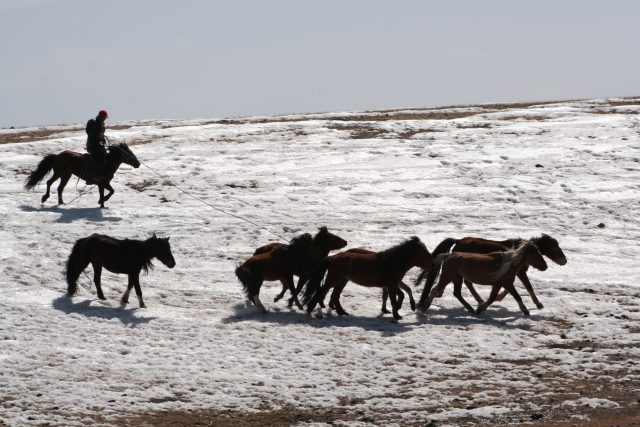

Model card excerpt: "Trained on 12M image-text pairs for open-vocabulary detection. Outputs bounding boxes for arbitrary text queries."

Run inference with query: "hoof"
[523,310,530,317]
[381,308,390,314]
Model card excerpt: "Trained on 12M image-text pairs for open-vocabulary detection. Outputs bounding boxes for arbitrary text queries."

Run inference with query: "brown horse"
[419,234,566,309]
[346,248,415,313]
[25,143,141,208]
[236,233,315,313]
[253,227,347,307]
[302,237,434,320]
[418,241,548,316]
[66,233,176,308]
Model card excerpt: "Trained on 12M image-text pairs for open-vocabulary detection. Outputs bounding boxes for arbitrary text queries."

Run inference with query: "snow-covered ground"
[1,99,639,425]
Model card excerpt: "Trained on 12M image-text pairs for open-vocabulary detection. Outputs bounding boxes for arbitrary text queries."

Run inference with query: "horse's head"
[535,233,567,265]
[522,241,547,271]
[408,236,434,270]
[151,233,176,268]
[314,226,347,252]
[110,143,141,168]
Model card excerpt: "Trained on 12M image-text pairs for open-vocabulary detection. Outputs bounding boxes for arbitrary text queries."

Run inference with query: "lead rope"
[108,141,287,242]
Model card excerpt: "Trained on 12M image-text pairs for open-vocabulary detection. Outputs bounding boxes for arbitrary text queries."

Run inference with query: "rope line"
[109,142,287,242]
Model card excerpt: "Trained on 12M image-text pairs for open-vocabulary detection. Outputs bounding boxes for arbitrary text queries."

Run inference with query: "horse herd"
[23,143,567,319]
[235,228,567,320]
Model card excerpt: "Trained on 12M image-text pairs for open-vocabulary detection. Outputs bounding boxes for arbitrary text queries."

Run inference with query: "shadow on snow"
[222,303,414,334]
[52,295,156,327]
[418,304,536,331]
[20,204,122,223]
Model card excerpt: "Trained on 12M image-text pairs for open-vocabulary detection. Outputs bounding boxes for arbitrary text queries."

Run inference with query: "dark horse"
[25,143,141,208]
[253,227,347,307]
[302,237,434,320]
[236,233,317,313]
[418,234,566,309]
[66,233,176,308]
[346,248,416,314]
[418,241,548,316]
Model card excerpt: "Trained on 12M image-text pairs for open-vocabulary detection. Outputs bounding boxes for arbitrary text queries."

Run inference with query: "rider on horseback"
[85,109,109,183]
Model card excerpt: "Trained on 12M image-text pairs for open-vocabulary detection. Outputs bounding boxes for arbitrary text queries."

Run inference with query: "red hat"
[98,110,109,119]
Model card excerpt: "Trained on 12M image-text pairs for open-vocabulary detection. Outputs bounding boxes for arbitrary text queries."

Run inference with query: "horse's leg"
[381,288,390,314]
[250,278,267,314]
[398,282,414,311]
[321,268,345,310]
[329,280,349,316]
[274,281,288,303]
[98,185,106,208]
[57,174,71,205]
[285,275,304,310]
[102,183,115,202]
[503,282,530,316]
[464,279,485,304]
[516,270,543,309]
[452,275,476,314]
[129,274,146,308]
[121,282,133,305]
[386,286,403,320]
[42,172,60,203]
[475,285,502,315]
[287,275,306,308]
[423,269,454,311]
[92,263,105,300]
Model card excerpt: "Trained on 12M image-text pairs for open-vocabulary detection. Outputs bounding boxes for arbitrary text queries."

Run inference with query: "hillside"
[1,98,639,426]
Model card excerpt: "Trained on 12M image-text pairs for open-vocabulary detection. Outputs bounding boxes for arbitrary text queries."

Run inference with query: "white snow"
[1,98,639,425]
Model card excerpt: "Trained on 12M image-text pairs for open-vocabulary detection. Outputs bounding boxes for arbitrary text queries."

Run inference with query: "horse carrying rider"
[85,109,109,182]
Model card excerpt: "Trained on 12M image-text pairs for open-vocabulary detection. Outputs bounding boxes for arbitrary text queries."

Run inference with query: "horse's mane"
[378,236,425,264]
[488,240,536,282]
[500,237,524,249]
[287,233,313,252]
[123,237,156,273]
[107,143,133,159]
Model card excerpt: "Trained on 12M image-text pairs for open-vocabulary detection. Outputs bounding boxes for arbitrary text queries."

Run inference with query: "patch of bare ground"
[118,405,356,426]
[495,115,551,121]
[327,123,443,140]
[327,123,388,139]
[605,99,640,107]
[126,179,159,192]
[0,127,79,144]
[127,138,155,146]
[0,124,135,144]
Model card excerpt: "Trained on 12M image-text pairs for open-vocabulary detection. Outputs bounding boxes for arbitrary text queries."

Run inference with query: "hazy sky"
[1,0,639,128]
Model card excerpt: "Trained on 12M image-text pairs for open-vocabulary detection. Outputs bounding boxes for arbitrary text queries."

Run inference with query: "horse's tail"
[25,154,56,190]
[66,237,90,295]
[235,263,260,300]
[300,257,331,308]
[413,237,457,288]
[417,253,449,309]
